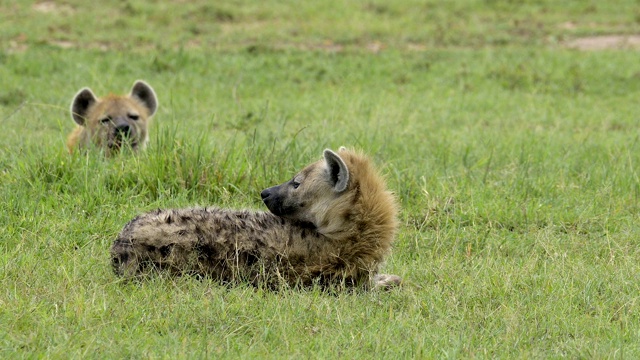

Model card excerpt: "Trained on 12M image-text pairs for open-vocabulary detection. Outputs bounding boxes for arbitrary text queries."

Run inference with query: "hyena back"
[67,80,158,155]
[111,148,401,290]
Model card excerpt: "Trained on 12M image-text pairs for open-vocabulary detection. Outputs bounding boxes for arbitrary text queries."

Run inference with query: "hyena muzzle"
[67,80,158,155]
[111,147,401,290]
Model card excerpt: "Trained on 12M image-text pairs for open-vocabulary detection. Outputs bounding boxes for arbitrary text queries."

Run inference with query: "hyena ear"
[129,80,158,116]
[71,88,98,126]
[323,149,349,193]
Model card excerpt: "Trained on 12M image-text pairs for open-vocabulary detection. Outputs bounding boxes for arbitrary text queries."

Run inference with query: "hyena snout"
[112,118,134,139]
[109,118,139,149]
[261,185,288,217]
[260,188,270,200]
[115,123,131,137]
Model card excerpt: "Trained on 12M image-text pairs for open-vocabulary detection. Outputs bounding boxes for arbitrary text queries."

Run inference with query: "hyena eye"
[128,114,139,121]
[292,180,301,189]
[100,117,111,125]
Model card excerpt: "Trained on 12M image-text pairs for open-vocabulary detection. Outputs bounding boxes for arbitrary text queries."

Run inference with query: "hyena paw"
[373,273,402,290]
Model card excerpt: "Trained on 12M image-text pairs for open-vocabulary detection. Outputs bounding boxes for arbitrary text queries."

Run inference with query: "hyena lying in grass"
[111,147,402,290]
[67,80,158,155]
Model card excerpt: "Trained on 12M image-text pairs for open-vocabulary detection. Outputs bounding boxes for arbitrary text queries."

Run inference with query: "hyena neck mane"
[314,149,399,263]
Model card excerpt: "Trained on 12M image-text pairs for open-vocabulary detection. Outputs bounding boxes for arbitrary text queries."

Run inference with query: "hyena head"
[261,147,366,235]
[70,80,157,154]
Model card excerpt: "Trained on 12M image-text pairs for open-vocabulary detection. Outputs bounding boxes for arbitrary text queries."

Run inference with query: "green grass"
[2,1,640,358]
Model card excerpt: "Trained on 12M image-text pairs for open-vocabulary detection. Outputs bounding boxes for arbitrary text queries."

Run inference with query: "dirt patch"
[49,40,75,49]
[32,1,75,14]
[564,35,640,50]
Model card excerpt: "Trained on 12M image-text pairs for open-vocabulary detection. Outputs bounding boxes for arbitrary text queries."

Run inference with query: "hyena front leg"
[372,274,403,290]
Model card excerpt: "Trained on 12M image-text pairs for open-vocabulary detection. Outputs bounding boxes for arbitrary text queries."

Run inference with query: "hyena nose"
[115,124,131,137]
[260,189,270,200]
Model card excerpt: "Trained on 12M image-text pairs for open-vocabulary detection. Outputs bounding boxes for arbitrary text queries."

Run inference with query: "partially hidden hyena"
[111,147,402,290]
[67,80,158,155]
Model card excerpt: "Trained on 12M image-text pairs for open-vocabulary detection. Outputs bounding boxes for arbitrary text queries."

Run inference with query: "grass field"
[2,0,640,358]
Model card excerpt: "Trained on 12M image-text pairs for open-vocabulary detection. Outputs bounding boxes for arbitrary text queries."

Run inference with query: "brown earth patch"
[564,35,640,50]
[32,1,75,15]
[49,40,74,49]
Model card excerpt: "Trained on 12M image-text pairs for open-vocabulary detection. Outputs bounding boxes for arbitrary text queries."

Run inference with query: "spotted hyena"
[111,147,401,290]
[67,80,158,155]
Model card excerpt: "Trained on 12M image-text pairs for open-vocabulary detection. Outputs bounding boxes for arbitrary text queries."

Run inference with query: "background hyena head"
[70,80,157,154]
[261,148,355,234]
